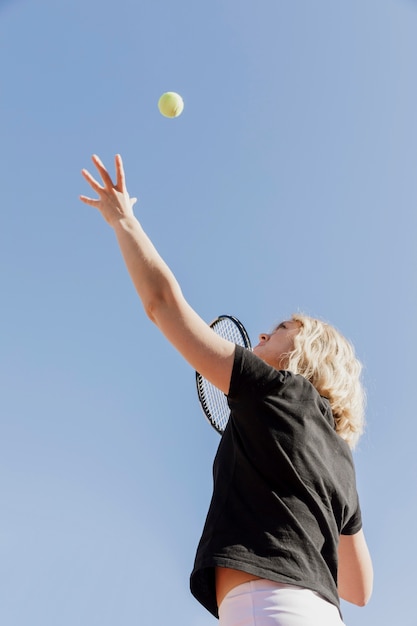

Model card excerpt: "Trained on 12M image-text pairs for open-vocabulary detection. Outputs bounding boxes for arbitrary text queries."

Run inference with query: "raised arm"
[80,154,235,394]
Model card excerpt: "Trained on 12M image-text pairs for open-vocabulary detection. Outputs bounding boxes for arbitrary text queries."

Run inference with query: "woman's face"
[252,320,301,370]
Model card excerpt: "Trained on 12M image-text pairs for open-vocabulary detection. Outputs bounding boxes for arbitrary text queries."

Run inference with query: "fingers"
[80,154,133,211]
[81,154,116,197]
[81,167,103,192]
[91,154,115,188]
[79,194,100,207]
[115,154,126,191]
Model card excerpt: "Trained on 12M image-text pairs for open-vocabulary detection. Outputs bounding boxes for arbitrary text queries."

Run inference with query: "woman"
[80,154,373,626]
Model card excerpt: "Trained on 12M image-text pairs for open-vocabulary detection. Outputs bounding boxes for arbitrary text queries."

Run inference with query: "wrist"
[111,214,139,231]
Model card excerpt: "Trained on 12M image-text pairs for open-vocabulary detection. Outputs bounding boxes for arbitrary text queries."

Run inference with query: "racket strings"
[197,377,229,432]
[214,319,246,345]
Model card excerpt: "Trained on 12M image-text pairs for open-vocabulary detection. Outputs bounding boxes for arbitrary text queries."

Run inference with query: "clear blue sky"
[1,0,416,624]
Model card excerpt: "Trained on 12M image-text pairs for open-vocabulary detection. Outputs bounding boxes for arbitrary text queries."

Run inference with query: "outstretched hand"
[80,154,137,226]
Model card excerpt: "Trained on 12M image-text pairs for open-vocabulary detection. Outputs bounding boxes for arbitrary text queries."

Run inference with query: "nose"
[259,333,269,343]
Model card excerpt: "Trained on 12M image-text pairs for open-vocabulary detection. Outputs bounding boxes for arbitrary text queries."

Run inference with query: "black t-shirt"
[190,345,362,618]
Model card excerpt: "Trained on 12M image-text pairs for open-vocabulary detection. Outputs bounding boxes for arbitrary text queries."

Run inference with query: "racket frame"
[195,315,251,435]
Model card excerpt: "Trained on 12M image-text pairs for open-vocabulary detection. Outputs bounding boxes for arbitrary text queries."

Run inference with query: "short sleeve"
[341,499,362,535]
[228,345,289,401]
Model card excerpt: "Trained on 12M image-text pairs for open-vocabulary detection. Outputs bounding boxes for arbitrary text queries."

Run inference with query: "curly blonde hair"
[284,313,365,449]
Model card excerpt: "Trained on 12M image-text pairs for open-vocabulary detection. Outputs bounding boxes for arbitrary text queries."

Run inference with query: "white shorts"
[218,579,346,626]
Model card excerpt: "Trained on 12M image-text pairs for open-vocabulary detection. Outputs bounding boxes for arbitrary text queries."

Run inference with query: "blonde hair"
[285,313,365,449]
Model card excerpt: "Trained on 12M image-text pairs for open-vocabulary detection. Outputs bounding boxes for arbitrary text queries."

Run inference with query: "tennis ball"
[158,92,184,118]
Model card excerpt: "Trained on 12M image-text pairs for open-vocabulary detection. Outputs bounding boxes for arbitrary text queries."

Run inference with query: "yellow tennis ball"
[158,92,184,118]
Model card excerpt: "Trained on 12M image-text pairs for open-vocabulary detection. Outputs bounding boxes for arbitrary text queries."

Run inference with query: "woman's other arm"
[338,529,373,606]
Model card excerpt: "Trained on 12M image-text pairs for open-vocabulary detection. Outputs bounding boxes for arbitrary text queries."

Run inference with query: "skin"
[253,321,302,369]
[81,154,236,396]
[80,154,373,610]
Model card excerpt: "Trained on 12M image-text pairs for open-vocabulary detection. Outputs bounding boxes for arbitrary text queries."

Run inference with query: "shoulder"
[228,347,323,410]
[228,345,293,398]
[228,348,341,438]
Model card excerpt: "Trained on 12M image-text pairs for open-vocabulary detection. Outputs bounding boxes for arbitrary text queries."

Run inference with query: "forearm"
[112,215,184,321]
[80,155,226,377]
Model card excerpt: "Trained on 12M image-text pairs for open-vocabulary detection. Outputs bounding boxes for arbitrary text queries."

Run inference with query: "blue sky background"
[1,0,416,624]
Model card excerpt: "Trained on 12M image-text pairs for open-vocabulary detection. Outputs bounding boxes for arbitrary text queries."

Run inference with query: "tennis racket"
[196,315,251,434]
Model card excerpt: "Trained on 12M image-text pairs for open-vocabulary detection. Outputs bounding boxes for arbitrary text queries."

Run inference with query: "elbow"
[144,295,167,325]
[353,592,372,607]
[145,300,158,324]
[144,293,179,327]
[358,566,374,606]
[341,582,373,607]
[359,584,373,607]
[341,593,371,608]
